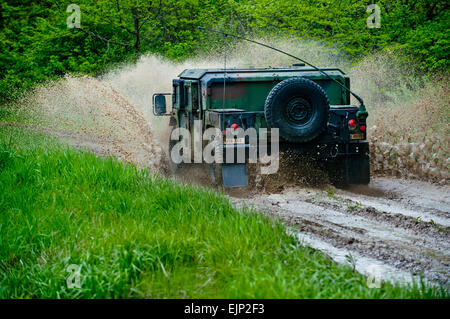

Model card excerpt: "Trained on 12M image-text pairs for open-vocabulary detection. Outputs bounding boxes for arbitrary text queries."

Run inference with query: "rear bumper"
[280,140,370,159]
[219,140,369,163]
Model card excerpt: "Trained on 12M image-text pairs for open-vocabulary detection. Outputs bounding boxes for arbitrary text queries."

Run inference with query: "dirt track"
[231,177,449,287]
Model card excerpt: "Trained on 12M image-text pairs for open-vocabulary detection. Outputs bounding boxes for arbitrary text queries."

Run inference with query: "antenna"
[197,26,368,120]
[223,35,227,109]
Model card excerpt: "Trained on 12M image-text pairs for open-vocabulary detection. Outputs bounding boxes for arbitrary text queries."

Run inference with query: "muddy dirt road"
[231,177,450,287]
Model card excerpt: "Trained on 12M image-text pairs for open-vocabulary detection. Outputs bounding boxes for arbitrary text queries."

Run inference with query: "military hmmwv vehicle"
[153,28,370,188]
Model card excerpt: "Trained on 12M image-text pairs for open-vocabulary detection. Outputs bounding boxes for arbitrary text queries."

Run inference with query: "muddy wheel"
[264,77,329,142]
[325,156,370,188]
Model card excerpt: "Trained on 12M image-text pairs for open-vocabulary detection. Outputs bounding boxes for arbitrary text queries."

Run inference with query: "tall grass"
[0,127,447,298]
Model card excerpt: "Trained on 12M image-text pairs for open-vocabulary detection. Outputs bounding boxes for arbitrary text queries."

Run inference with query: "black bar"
[0,299,447,317]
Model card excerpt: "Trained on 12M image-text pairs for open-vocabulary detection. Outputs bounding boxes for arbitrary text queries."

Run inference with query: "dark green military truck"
[153,63,370,188]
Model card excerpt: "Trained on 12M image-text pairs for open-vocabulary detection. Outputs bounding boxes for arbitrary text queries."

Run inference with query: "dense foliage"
[0,0,448,102]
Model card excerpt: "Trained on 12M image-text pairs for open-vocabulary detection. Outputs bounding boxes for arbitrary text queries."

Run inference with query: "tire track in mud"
[231,178,450,287]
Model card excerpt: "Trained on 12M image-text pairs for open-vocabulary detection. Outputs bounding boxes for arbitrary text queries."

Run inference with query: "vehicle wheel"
[264,77,329,142]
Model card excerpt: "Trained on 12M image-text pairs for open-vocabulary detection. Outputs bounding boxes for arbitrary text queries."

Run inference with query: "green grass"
[0,126,447,298]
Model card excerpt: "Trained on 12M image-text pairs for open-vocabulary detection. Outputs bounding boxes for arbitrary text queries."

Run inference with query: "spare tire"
[264,77,330,142]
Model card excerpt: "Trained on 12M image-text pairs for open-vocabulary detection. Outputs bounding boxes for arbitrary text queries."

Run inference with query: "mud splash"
[368,81,449,183]
[349,53,449,184]
[9,38,449,185]
[22,75,163,170]
[12,39,344,179]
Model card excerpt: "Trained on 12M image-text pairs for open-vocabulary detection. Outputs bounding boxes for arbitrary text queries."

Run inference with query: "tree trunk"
[131,7,140,52]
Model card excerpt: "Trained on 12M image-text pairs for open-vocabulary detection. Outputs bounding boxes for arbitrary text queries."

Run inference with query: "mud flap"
[222,164,248,188]
[338,155,370,186]
[346,155,370,185]
[324,154,370,187]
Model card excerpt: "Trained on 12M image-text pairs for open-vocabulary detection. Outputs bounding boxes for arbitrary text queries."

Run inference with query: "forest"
[0,0,448,102]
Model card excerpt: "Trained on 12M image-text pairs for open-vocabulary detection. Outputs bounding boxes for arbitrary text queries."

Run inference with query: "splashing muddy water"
[13,39,449,183]
[27,75,162,170]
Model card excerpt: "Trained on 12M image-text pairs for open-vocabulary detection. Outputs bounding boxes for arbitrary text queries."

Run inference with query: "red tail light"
[231,123,239,130]
[348,119,357,130]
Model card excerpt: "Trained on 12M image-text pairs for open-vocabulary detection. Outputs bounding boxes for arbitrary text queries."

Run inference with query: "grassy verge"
[0,126,447,298]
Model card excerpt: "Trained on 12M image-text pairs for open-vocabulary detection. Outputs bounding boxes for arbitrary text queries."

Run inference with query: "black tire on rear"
[264,77,330,143]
